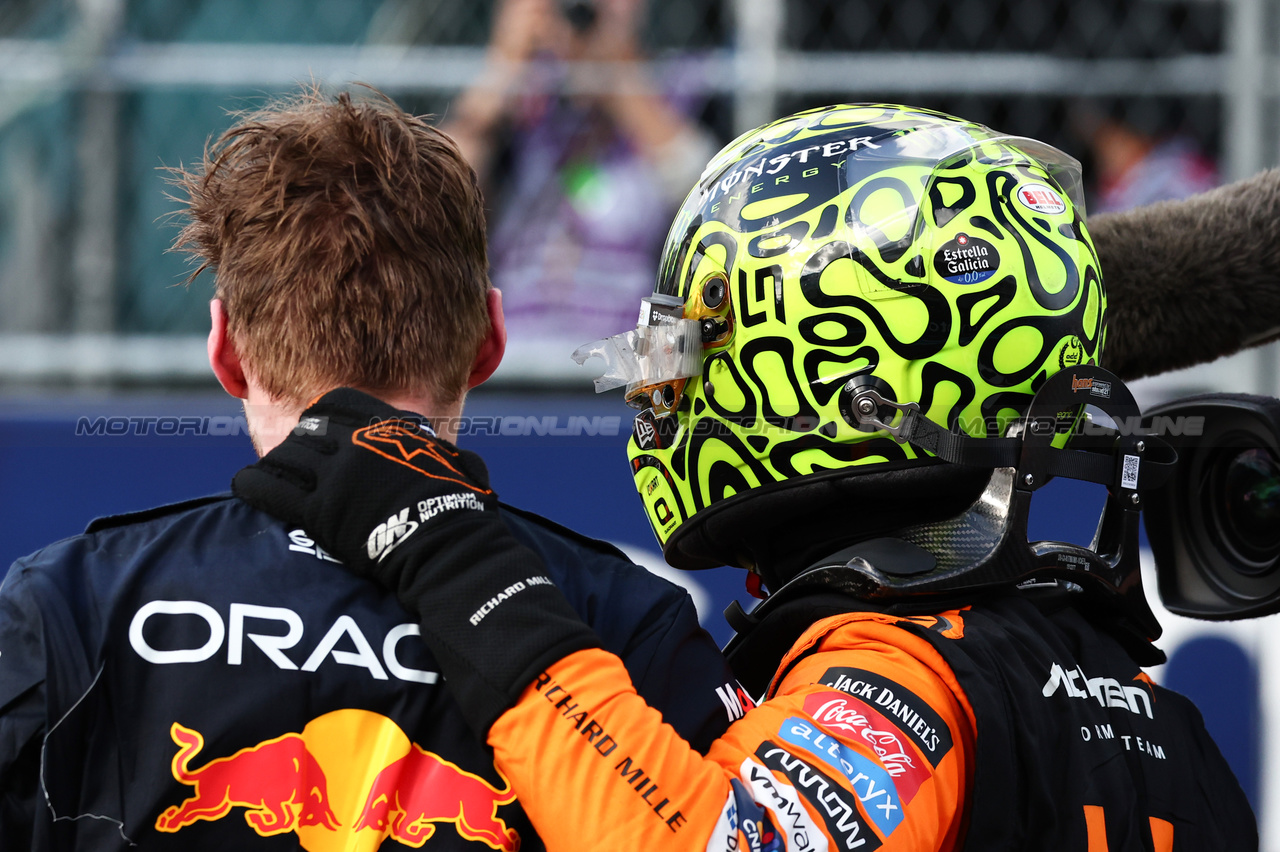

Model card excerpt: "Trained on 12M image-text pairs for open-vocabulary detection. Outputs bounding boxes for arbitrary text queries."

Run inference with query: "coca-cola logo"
[806,696,867,734]
[800,688,935,804]
[803,692,916,775]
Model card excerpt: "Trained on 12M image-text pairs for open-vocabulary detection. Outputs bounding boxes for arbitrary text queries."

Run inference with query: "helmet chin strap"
[724,365,1177,668]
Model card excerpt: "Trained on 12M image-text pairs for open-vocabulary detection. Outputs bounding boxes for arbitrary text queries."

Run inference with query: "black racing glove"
[231,388,601,733]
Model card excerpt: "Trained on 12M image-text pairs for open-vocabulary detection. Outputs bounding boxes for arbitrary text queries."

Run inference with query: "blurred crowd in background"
[0,0,1237,386]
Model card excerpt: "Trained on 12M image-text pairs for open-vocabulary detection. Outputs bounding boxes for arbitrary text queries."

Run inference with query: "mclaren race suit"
[0,494,744,851]
[485,587,1257,851]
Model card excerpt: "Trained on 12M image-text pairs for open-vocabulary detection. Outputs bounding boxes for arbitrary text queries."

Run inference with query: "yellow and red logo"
[157,710,519,851]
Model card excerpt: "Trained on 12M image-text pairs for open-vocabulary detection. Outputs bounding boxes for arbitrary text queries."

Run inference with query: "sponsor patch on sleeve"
[706,779,783,852]
[779,718,904,838]
[817,668,954,767]
[754,743,883,851]
[739,758,828,852]
[800,692,930,803]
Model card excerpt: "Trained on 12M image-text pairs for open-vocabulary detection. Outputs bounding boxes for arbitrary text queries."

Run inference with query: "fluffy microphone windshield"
[1090,168,1280,380]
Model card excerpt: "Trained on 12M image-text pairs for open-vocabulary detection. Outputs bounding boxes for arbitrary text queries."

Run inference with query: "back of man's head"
[173,86,490,407]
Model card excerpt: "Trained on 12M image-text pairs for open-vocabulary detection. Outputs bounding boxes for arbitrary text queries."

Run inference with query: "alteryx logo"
[780,718,904,838]
[367,508,418,562]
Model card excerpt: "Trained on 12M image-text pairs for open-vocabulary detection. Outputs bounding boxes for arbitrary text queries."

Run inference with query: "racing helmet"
[576,104,1104,573]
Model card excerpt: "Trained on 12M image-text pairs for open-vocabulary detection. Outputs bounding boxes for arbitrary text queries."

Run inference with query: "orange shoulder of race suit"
[488,610,977,852]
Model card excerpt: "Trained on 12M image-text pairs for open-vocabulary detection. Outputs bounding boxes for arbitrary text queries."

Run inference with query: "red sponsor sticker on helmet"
[1016,183,1067,215]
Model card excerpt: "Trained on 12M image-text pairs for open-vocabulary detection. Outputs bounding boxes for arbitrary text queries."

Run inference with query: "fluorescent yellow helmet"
[578,104,1102,573]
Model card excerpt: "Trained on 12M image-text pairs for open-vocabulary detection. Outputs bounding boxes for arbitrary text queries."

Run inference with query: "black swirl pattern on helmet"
[804,345,880,406]
[846,176,918,264]
[988,168,1080,311]
[1059,213,1101,270]
[738,336,821,425]
[672,440,687,471]
[813,204,839,240]
[703,350,759,425]
[703,459,753,508]
[969,215,1003,239]
[1077,264,1105,351]
[956,274,1018,347]
[798,311,866,348]
[800,241,952,360]
[748,223,811,259]
[668,230,740,301]
[687,426,775,510]
[768,433,911,479]
[903,254,925,279]
[976,312,1078,388]
[928,174,976,230]
[971,263,1101,391]
[980,390,1035,429]
[917,361,978,432]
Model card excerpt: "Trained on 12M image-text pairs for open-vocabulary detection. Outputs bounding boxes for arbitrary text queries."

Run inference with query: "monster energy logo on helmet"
[578,104,1103,568]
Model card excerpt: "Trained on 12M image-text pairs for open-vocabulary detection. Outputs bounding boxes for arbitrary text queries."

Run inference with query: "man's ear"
[467,288,508,389]
[208,299,249,399]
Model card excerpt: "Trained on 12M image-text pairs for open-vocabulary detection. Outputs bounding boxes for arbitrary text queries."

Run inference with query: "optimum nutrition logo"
[366,508,419,563]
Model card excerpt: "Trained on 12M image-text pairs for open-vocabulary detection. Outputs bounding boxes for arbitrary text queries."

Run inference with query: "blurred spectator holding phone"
[443,0,717,343]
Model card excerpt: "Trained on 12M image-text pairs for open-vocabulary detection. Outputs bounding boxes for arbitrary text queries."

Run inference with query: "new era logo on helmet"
[367,507,419,562]
[352,420,490,495]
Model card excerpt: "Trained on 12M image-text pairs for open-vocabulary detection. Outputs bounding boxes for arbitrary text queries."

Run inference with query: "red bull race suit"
[0,494,744,851]
[484,588,1257,851]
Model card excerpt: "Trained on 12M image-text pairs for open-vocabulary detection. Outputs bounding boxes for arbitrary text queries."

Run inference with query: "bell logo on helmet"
[1016,183,1067,214]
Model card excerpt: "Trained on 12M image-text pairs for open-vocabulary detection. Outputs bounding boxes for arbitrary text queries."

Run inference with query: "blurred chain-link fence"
[0,0,1271,386]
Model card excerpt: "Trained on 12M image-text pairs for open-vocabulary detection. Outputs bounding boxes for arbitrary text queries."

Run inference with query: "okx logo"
[157,710,520,851]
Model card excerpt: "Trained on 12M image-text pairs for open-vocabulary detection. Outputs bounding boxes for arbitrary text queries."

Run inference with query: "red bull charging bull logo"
[156,709,520,851]
[157,723,340,834]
